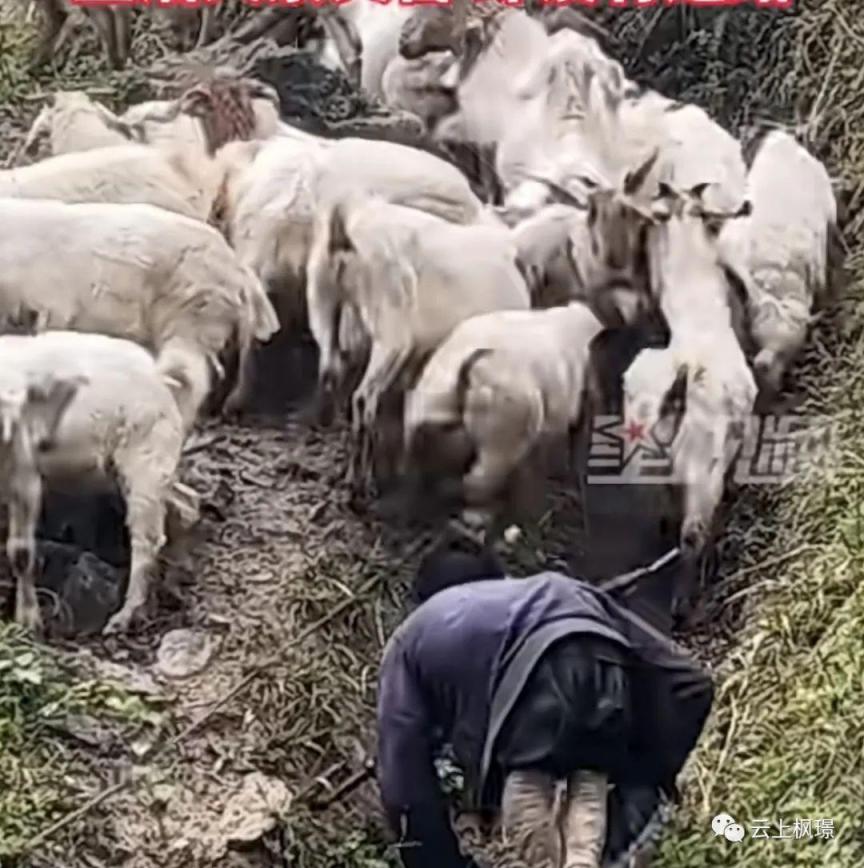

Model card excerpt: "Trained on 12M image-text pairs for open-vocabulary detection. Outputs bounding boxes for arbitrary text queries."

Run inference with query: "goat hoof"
[347,487,372,515]
[102,605,142,636]
[14,602,43,635]
[670,591,693,626]
[220,395,246,421]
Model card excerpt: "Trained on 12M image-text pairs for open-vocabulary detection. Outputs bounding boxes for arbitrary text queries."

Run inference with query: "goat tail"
[242,267,279,341]
[405,347,493,476]
[455,347,494,420]
[156,342,212,431]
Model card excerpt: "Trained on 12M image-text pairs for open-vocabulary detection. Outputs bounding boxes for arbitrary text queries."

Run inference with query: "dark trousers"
[494,635,661,864]
[495,635,633,778]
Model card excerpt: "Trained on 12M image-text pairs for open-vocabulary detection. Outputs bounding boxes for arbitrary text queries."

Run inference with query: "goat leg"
[103,455,169,635]
[8,466,43,634]
[671,550,699,624]
[349,342,410,494]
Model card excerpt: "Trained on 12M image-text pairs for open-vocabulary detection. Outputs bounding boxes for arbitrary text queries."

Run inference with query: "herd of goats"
[0,2,843,639]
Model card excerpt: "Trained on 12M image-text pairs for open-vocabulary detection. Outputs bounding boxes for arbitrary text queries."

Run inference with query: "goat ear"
[645,181,676,221]
[734,199,753,218]
[623,149,659,197]
[461,21,484,78]
[26,376,85,442]
[689,182,710,200]
[328,204,353,255]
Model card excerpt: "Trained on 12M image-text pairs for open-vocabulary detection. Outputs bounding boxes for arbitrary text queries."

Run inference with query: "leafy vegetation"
[0,624,159,857]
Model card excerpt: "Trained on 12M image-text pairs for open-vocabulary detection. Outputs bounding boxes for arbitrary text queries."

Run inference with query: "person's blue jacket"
[376,572,714,868]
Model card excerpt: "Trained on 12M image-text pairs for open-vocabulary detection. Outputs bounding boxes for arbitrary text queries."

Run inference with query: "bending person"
[376,548,714,868]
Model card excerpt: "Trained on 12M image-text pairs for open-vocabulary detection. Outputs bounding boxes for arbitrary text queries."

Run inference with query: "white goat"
[494,27,634,212]
[0,198,279,429]
[0,331,196,635]
[0,143,226,222]
[315,137,487,224]
[19,90,131,158]
[657,102,749,217]
[434,8,551,150]
[623,187,757,577]
[404,302,603,535]
[583,77,748,219]
[220,133,489,328]
[17,83,282,162]
[671,341,756,555]
[307,192,530,486]
[499,60,746,230]
[719,130,839,392]
[218,136,325,327]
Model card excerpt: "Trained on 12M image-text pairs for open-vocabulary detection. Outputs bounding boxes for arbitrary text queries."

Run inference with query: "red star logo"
[624,419,646,442]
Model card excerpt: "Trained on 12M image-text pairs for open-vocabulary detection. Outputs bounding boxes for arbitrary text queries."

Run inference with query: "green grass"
[650,1,864,862]
[0,624,160,857]
[655,437,864,865]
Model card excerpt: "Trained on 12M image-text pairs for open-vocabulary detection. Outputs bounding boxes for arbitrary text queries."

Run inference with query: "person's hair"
[411,545,506,604]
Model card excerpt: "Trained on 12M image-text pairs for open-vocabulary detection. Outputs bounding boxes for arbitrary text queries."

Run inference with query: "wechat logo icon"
[712,813,746,843]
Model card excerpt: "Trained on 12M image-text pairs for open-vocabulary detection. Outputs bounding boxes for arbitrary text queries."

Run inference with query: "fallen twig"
[25,780,128,851]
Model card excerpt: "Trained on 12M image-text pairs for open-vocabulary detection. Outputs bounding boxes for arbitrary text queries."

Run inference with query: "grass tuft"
[0,623,160,857]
